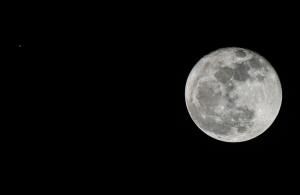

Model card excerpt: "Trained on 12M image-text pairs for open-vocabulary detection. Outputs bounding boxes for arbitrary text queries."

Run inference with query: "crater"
[225,95,238,108]
[224,80,235,92]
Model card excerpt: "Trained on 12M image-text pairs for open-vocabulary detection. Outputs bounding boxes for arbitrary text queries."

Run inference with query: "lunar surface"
[185,47,282,142]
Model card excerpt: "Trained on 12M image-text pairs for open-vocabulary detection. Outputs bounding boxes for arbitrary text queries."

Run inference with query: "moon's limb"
[185,47,282,142]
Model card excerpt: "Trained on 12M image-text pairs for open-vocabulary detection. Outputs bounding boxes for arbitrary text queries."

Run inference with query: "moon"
[185,47,282,142]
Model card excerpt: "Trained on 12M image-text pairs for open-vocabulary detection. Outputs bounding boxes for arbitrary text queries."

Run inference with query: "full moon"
[185,47,282,142]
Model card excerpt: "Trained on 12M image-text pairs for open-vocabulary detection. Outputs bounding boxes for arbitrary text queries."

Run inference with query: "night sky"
[8,2,299,185]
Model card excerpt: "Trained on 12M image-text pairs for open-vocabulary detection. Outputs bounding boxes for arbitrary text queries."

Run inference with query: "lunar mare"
[185,47,282,142]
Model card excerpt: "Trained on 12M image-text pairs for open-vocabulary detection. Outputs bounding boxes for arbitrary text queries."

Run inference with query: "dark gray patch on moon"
[237,126,247,133]
[214,67,234,84]
[248,57,264,70]
[196,81,221,114]
[256,74,265,81]
[235,49,246,57]
[247,56,269,81]
[224,82,238,108]
[233,62,251,82]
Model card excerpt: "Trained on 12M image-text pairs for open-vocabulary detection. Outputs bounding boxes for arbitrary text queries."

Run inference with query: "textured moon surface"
[185,47,282,142]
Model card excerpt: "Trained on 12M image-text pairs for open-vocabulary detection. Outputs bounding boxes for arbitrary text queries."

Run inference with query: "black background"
[9,1,299,189]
